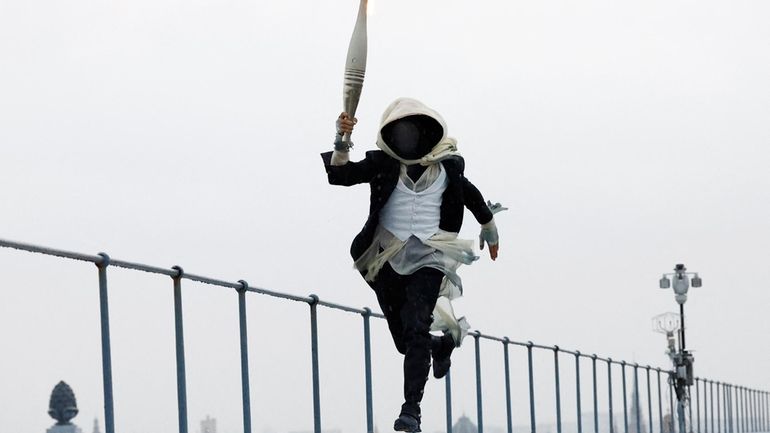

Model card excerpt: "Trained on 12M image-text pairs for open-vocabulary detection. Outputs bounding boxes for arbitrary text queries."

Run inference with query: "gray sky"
[1,0,769,432]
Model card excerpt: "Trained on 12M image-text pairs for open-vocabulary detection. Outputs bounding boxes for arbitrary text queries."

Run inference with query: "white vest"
[379,165,448,242]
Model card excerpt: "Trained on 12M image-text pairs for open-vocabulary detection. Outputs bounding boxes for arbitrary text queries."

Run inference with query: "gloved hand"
[334,112,357,152]
[479,201,507,261]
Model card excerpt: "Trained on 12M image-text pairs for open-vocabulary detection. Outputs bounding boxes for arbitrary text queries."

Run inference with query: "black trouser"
[369,263,444,417]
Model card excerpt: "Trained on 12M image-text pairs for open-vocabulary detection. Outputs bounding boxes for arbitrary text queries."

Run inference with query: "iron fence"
[1,238,768,433]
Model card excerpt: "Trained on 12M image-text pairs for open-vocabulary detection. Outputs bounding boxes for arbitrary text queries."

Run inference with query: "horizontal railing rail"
[1,237,768,433]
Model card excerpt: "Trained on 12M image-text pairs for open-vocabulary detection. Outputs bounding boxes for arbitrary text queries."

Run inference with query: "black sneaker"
[431,334,454,379]
[394,413,421,432]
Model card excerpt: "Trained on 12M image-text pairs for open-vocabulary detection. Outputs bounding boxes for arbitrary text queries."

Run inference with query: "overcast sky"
[1,0,769,432]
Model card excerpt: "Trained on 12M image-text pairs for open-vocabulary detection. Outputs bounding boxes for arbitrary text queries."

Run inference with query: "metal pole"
[504,339,513,433]
[634,365,641,433]
[555,348,563,433]
[362,308,374,433]
[697,380,701,433]
[475,333,484,433]
[237,281,252,433]
[445,369,453,433]
[592,355,599,433]
[96,253,115,433]
[577,352,584,433]
[646,367,654,433]
[172,267,188,433]
[608,359,615,433]
[622,362,629,433]
[658,369,664,433]
[528,342,537,433]
[309,294,322,433]
[716,382,722,433]
[705,380,709,433]
[711,381,715,433]
[670,377,676,433]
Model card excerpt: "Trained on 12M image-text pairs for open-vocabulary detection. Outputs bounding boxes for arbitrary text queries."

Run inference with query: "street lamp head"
[659,276,671,289]
[673,273,689,295]
[691,274,702,288]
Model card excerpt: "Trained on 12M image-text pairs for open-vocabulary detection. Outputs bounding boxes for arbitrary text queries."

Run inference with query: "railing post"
[646,367,653,433]
[555,347,563,433]
[622,362,629,433]
[528,341,536,433]
[171,266,188,433]
[475,332,484,433]
[634,364,641,433]
[592,355,598,433]
[718,383,722,433]
[237,280,252,433]
[608,359,614,433]
[657,369,663,433]
[96,253,115,433]
[308,294,321,433]
[705,379,710,433]
[697,379,702,433]
[504,338,513,433]
[669,377,675,433]
[445,368,453,433]
[577,352,583,433]
[711,381,716,433]
[362,308,374,433]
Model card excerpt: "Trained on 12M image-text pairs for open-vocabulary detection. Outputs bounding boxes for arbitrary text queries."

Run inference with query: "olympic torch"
[340,0,368,147]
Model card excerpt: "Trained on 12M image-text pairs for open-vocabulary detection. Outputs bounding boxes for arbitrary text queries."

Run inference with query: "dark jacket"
[321,150,493,260]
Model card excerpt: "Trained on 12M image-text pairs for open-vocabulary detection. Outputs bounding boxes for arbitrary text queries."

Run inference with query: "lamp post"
[659,264,702,433]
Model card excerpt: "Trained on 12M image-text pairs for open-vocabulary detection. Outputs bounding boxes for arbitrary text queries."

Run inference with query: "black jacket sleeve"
[462,177,494,225]
[320,151,378,186]
[452,157,493,225]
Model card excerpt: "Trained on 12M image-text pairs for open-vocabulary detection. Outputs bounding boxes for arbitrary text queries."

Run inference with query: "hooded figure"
[321,97,502,432]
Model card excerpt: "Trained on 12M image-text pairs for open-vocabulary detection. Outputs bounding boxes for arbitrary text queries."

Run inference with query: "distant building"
[201,415,216,433]
[453,414,477,433]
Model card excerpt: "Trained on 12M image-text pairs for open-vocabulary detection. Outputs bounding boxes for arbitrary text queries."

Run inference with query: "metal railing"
[1,237,768,433]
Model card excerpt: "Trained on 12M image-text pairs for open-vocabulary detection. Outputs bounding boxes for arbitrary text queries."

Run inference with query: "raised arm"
[320,112,376,186]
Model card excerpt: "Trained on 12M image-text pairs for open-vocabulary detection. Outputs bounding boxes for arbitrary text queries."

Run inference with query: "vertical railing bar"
[727,385,732,433]
[577,352,584,433]
[555,347,563,433]
[752,389,757,432]
[753,390,756,433]
[504,339,513,433]
[171,267,188,433]
[689,383,694,433]
[362,308,374,433]
[646,367,653,433]
[744,387,748,433]
[96,253,115,433]
[309,294,321,433]
[475,333,484,433]
[634,365,641,433]
[237,280,252,433]
[622,362,629,433]
[592,355,598,433]
[711,381,716,433]
[723,384,728,433]
[716,382,722,433]
[705,379,710,433]
[697,379,702,433]
[608,359,614,433]
[445,369,453,433]
[657,369,664,433]
[740,387,744,433]
[528,342,537,433]
[668,376,676,432]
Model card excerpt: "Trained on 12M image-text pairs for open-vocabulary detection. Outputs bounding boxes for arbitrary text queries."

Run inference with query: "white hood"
[376,97,460,166]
